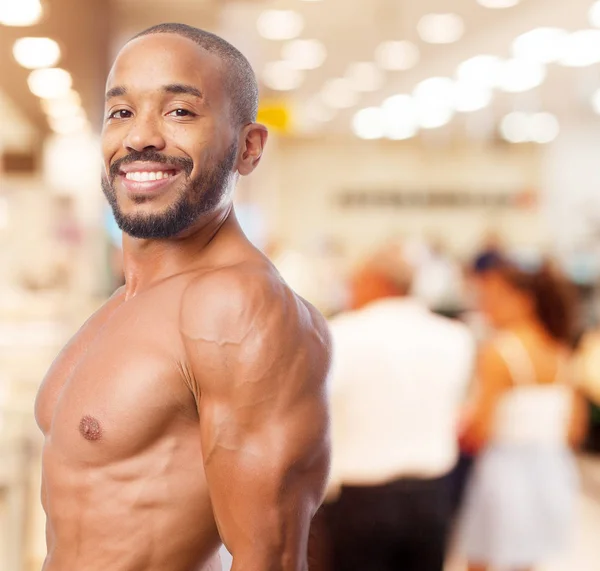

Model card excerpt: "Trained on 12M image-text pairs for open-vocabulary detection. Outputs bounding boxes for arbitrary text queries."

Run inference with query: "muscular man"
[35,23,331,571]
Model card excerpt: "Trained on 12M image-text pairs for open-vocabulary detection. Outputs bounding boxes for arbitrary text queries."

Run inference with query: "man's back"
[329,298,475,485]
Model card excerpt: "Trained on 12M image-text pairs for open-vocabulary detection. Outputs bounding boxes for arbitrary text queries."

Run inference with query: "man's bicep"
[198,357,330,563]
[182,276,331,566]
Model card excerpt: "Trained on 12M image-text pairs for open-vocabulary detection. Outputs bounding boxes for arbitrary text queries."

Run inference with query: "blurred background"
[2,0,600,570]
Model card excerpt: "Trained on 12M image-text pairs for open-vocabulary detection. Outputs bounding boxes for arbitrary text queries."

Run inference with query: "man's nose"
[123,114,166,153]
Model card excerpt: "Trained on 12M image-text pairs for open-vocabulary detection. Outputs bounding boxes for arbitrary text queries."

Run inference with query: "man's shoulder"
[180,257,328,344]
[179,258,331,390]
[182,257,287,322]
[426,311,475,346]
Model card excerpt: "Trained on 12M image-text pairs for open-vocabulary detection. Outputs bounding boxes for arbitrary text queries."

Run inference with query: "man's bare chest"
[36,296,196,464]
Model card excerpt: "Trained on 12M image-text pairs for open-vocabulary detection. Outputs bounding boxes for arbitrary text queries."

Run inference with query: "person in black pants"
[322,246,475,571]
[325,476,452,571]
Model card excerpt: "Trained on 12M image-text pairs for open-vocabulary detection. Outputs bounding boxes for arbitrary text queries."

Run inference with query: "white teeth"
[125,171,173,182]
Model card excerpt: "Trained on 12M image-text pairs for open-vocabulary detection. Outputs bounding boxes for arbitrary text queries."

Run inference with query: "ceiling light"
[0,0,43,26]
[43,100,85,121]
[381,95,419,140]
[262,61,305,91]
[352,107,385,140]
[387,123,418,141]
[49,115,89,136]
[512,28,568,64]
[281,39,327,70]
[558,30,600,67]
[345,62,384,93]
[375,41,420,71]
[453,82,493,113]
[28,68,73,99]
[257,10,304,41]
[592,88,600,114]
[497,59,546,93]
[529,112,559,144]
[418,107,455,129]
[589,1,600,28]
[413,77,455,109]
[382,94,414,114]
[412,77,456,128]
[41,90,82,118]
[321,78,359,109]
[44,103,85,121]
[477,0,520,7]
[456,55,503,89]
[13,38,61,70]
[417,13,465,45]
[500,112,530,143]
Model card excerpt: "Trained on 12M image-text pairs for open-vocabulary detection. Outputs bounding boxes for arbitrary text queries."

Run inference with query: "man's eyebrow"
[163,84,204,99]
[104,84,204,102]
[105,86,127,101]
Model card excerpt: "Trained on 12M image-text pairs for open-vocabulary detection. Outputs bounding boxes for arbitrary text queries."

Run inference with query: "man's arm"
[180,266,331,571]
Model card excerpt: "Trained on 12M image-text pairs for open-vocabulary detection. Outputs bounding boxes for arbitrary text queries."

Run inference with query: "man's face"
[101,33,238,239]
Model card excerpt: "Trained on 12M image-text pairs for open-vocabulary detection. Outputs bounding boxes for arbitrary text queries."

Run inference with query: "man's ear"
[237,123,268,176]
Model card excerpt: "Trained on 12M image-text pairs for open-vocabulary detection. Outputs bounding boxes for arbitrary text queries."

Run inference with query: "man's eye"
[109,109,132,120]
[168,109,196,118]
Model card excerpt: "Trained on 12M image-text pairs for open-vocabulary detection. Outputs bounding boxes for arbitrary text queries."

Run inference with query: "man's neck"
[121,205,235,298]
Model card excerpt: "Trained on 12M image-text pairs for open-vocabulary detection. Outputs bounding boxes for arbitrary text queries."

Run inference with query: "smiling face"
[101,33,240,239]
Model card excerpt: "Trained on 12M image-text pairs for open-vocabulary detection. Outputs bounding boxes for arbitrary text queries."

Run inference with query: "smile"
[118,169,183,195]
[124,170,177,182]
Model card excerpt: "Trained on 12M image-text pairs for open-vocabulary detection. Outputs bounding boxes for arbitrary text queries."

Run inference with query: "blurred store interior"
[3,0,600,570]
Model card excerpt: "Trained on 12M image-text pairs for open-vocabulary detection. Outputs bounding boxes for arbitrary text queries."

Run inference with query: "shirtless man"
[35,23,331,571]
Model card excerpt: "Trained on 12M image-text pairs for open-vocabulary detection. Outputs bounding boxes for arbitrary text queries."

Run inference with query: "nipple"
[79,415,102,441]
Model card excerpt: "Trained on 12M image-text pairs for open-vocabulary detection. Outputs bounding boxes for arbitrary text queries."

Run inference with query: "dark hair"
[475,253,577,343]
[131,23,259,127]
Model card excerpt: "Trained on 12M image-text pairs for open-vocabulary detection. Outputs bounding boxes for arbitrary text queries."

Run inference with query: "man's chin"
[113,206,197,240]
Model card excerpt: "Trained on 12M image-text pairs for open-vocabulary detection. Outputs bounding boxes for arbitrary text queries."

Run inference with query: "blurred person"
[411,237,465,315]
[573,329,600,452]
[35,24,330,571]
[458,253,587,571]
[474,229,505,262]
[575,328,600,405]
[325,245,475,571]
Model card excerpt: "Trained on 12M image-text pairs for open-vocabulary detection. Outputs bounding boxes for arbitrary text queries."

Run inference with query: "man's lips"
[117,168,183,194]
[118,161,182,175]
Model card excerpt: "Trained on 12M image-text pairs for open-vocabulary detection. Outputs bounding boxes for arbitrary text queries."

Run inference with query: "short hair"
[131,23,259,127]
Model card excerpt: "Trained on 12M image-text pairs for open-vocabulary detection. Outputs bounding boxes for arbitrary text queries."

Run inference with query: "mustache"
[109,149,194,180]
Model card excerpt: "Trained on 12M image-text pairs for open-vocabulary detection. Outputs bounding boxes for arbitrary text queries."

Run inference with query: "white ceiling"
[2,0,600,150]
[213,0,600,136]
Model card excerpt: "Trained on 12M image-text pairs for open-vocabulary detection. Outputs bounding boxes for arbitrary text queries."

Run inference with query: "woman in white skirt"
[458,254,588,571]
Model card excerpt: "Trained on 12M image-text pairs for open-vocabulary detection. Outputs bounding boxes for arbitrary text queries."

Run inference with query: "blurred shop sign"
[337,189,537,209]
[257,100,291,133]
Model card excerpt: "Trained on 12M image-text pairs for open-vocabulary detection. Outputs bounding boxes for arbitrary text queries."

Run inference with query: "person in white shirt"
[324,245,475,571]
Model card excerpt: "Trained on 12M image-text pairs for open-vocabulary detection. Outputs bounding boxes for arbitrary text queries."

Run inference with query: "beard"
[101,142,238,239]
